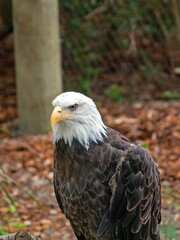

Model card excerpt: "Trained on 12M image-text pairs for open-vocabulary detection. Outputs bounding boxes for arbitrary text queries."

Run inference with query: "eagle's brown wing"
[98,144,161,240]
[53,127,161,240]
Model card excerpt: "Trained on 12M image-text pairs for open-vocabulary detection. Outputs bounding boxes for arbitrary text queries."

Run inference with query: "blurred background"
[0,0,179,239]
[60,0,180,99]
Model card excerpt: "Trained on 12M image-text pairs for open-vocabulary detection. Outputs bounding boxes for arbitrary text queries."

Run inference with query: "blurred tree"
[13,0,62,133]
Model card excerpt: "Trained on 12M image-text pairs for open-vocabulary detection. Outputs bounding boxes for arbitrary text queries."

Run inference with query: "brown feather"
[54,127,161,239]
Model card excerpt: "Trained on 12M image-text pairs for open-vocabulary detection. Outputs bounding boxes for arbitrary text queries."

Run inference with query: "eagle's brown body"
[53,128,161,240]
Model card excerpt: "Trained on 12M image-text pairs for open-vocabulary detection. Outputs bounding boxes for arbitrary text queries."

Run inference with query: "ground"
[0,35,180,240]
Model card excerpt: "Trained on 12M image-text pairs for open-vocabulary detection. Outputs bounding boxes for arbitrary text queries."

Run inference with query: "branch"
[0,231,40,240]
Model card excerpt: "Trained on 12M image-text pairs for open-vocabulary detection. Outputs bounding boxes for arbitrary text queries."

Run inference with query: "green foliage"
[0,182,15,205]
[0,196,26,234]
[0,169,39,235]
[140,143,149,149]
[139,59,163,82]
[162,91,180,99]
[5,197,16,213]
[160,224,177,239]
[0,228,8,235]
[60,0,177,94]
[0,196,26,235]
[140,61,158,76]
[76,76,90,93]
[105,84,124,102]
[15,222,26,229]
[60,0,102,92]
[0,0,178,95]
[0,216,26,235]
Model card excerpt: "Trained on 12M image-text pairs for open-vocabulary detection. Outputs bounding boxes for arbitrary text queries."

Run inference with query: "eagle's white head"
[51,92,107,149]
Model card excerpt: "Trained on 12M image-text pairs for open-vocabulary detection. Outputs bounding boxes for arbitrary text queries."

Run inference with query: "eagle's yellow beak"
[50,106,75,129]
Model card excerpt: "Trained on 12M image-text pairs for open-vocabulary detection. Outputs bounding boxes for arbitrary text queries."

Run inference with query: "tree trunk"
[13,0,62,133]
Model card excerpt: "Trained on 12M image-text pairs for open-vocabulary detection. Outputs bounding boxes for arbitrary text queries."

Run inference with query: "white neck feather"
[53,110,107,150]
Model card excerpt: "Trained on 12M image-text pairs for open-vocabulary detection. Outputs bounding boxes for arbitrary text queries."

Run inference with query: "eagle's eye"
[69,104,77,110]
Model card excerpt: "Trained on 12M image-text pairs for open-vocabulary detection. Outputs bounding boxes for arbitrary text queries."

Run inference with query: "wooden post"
[13,0,62,133]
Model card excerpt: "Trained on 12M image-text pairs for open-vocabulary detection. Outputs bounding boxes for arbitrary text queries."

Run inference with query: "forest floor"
[0,36,180,240]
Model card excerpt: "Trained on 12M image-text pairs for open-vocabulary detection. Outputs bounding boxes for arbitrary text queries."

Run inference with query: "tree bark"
[0,231,39,240]
[13,0,62,133]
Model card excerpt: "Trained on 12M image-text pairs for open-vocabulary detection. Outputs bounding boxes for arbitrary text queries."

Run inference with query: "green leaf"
[105,84,124,102]
[140,143,149,149]
[15,223,26,229]
[162,91,180,99]
[9,204,16,213]
[0,228,9,235]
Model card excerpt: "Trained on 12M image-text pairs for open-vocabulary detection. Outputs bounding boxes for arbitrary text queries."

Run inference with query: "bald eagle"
[50,92,161,240]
